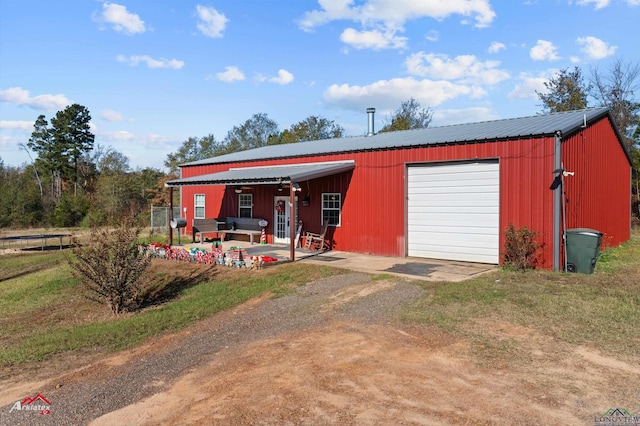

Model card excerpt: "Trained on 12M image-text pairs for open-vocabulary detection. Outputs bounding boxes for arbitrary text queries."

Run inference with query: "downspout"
[553,131,562,271]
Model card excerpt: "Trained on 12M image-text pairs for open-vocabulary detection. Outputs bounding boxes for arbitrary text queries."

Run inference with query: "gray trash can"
[565,228,603,274]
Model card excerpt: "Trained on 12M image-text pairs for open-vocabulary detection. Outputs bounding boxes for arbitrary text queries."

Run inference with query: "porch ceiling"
[165,160,355,187]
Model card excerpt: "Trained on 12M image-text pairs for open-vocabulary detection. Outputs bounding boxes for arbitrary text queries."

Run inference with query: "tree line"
[0,99,432,229]
[1,57,638,230]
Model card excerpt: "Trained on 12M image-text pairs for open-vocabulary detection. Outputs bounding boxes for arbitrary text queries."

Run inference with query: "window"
[194,194,205,219]
[322,193,341,226]
[238,193,253,218]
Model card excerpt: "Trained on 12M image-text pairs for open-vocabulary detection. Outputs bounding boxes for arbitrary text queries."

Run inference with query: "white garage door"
[407,161,500,264]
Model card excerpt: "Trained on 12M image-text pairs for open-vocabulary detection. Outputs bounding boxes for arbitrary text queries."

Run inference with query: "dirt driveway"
[1,272,639,425]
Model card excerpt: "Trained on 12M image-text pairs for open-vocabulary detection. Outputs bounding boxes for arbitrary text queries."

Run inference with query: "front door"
[273,195,298,244]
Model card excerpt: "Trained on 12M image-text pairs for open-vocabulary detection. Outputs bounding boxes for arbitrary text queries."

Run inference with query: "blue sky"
[1,0,638,170]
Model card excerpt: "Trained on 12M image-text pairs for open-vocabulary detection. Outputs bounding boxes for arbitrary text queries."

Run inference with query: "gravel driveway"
[1,272,424,425]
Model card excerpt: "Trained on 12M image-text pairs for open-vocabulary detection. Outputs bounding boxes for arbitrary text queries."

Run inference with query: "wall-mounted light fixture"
[234,187,243,194]
[292,183,302,192]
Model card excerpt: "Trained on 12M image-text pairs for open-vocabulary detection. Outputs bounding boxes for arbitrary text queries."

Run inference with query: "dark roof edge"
[179,135,561,168]
[561,108,632,166]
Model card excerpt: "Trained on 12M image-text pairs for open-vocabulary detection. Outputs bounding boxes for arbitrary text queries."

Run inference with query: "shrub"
[69,222,151,314]
[503,224,541,271]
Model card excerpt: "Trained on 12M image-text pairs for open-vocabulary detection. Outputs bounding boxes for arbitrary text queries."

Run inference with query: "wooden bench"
[192,217,265,244]
[222,217,265,244]
[192,218,227,243]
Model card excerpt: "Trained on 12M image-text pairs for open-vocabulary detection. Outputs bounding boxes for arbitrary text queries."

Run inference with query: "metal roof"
[182,107,614,167]
[166,160,355,187]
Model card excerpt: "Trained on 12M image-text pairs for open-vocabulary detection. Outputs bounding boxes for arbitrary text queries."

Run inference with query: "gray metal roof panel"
[182,108,612,167]
[166,161,355,186]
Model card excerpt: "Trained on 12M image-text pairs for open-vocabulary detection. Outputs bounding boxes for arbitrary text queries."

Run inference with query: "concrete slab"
[176,239,496,282]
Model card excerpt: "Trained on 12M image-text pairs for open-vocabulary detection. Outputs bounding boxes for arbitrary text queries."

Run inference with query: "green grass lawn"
[1,230,638,370]
[401,231,640,360]
[0,254,341,368]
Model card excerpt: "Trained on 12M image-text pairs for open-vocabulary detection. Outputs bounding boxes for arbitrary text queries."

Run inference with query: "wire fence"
[150,206,181,233]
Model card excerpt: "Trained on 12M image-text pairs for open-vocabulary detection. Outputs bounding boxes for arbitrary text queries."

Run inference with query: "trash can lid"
[566,228,603,236]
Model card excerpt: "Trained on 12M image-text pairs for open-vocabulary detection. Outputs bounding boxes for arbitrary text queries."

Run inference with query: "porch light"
[234,187,243,194]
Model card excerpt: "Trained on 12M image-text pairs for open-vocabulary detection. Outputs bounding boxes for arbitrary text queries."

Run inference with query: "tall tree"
[590,58,640,148]
[50,103,95,192]
[537,67,590,113]
[223,113,279,151]
[96,147,131,174]
[274,116,345,144]
[164,134,223,174]
[27,114,62,201]
[379,98,433,133]
[27,104,95,198]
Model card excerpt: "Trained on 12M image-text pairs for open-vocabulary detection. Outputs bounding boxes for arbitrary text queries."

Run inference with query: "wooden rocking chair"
[304,220,330,251]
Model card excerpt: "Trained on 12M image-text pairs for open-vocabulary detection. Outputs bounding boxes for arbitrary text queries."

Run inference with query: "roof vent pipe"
[366,107,375,136]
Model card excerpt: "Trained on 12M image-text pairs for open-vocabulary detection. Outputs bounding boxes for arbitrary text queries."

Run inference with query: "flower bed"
[145,243,277,269]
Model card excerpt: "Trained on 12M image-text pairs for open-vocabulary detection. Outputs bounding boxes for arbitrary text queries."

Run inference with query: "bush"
[69,222,151,314]
[503,224,541,271]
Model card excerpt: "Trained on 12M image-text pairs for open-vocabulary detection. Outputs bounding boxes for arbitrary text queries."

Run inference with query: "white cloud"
[299,0,496,31]
[425,30,439,42]
[576,0,639,7]
[216,66,245,82]
[96,3,146,35]
[117,55,184,69]
[0,120,34,131]
[340,27,407,50]
[196,5,228,38]
[256,69,294,85]
[100,110,131,122]
[323,77,484,112]
[0,87,71,111]
[488,41,505,54]
[576,0,611,9]
[577,36,617,59]
[405,52,510,85]
[508,72,550,99]
[530,40,560,61]
[298,0,495,51]
[432,107,500,126]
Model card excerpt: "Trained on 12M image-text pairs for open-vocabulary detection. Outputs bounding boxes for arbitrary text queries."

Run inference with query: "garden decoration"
[145,243,278,268]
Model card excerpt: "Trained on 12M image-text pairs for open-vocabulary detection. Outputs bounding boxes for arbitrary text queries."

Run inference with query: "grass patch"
[0,257,341,368]
[402,231,640,360]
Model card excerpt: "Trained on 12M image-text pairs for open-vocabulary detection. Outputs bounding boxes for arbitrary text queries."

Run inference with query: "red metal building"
[167,107,632,270]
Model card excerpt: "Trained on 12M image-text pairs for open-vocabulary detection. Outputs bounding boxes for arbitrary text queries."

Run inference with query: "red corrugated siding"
[179,139,557,265]
[177,118,630,267]
[562,117,631,249]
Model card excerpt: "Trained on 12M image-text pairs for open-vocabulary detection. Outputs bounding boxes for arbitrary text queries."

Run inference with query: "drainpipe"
[553,131,562,271]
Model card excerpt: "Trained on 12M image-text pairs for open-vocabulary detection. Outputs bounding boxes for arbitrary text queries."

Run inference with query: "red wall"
[177,117,630,268]
[562,117,631,249]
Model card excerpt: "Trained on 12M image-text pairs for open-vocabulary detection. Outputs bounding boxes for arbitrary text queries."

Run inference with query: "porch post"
[169,186,174,247]
[289,183,296,261]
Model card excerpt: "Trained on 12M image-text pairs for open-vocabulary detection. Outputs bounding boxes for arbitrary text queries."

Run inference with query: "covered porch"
[165,160,355,261]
